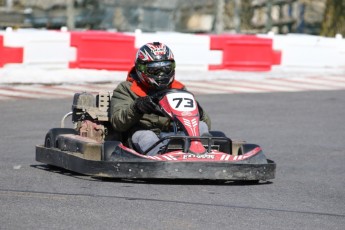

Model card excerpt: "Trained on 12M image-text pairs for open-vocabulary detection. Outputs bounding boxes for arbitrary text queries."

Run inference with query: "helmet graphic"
[135,42,176,90]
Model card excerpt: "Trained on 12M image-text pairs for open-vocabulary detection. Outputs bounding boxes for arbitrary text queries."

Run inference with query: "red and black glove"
[133,96,157,114]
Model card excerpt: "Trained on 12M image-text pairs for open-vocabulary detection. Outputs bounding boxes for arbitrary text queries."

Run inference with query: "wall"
[0,28,344,83]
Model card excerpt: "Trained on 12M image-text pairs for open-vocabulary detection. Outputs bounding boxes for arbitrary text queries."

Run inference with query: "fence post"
[265,0,273,32]
[234,0,241,33]
[215,0,224,34]
[66,0,75,30]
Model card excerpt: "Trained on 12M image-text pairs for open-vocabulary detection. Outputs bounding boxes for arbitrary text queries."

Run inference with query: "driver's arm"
[198,103,211,130]
[110,82,142,132]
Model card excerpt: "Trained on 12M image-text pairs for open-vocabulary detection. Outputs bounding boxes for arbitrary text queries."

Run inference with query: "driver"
[110,42,211,155]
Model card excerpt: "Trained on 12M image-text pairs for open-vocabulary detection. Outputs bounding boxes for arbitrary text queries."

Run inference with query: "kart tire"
[209,131,226,137]
[44,128,77,148]
[243,180,260,185]
[210,131,230,153]
[236,180,260,185]
[102,141,121,161]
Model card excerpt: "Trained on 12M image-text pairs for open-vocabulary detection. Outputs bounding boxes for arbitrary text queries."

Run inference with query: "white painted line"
[16,86,74,96]
[268,78,339,90]
[0,88,43,98]
[188,81,266,93]
[292,77,345,88]
[0,95,16,100]
[215,80,300,92]
[186,85,232,94]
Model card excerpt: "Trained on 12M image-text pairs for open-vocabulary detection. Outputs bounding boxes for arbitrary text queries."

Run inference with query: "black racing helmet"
[135,42,176,90]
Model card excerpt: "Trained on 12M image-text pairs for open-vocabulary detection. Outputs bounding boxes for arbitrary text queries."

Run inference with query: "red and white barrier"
[208,34,281,71]
[0,28,344,84]
[260,33,345,72]
[0,28,283,71]
[69,31,136,70]
[1,28,75,68]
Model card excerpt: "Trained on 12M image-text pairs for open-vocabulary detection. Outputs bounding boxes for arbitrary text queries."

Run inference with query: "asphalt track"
[1,89,345,230]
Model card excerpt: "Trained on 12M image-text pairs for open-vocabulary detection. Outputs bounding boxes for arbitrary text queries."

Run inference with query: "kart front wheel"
[44,128,77,148]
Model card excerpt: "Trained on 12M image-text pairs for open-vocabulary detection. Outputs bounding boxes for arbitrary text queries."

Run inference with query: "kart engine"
[71,92,111,142]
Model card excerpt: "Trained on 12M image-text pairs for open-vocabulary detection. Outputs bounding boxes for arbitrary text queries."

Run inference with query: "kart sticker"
[183,154,215,160]
[166,92,196,112]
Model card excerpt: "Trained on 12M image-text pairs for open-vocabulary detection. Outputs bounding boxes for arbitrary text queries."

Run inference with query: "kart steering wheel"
[149,88,188,102]
[148,89,190,116]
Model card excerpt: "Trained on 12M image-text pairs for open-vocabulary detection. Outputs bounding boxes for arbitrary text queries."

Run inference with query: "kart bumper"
[36,145,276,181]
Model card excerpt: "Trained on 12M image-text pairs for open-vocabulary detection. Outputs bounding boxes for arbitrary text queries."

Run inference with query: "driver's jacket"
[110,67,211,136]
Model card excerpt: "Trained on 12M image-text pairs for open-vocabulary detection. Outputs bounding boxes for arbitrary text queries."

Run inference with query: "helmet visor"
[146,61,174,76]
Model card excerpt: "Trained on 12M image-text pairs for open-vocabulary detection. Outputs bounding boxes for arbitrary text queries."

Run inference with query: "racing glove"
[133,96,157,114]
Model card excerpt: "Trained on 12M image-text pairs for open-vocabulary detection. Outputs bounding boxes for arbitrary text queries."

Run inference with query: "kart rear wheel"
[102,141,121,161]
[44,128,77,148]
[210,131,230,154]
[210,131,226,137]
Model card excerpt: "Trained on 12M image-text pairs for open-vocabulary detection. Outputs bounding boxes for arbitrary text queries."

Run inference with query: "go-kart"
[35,89,276,181]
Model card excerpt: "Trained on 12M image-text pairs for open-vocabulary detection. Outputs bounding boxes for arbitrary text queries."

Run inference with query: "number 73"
[172,98,194,108]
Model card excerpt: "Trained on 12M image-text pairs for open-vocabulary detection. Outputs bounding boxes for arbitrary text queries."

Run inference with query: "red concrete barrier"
[69,31,136,71]
[0,35,23,67]
[209,35,281,71]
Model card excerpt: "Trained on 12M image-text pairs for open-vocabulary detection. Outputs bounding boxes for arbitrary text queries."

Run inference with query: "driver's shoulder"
[113,81,133,94]
[117,80,132,88]
[111,81,136,101]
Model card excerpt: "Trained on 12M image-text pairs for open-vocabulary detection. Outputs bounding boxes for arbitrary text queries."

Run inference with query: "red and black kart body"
[35,89,275,181]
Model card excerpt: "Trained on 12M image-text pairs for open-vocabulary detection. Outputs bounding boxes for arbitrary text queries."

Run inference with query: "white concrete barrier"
[3,29,76,68]
[260,33,345,72]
